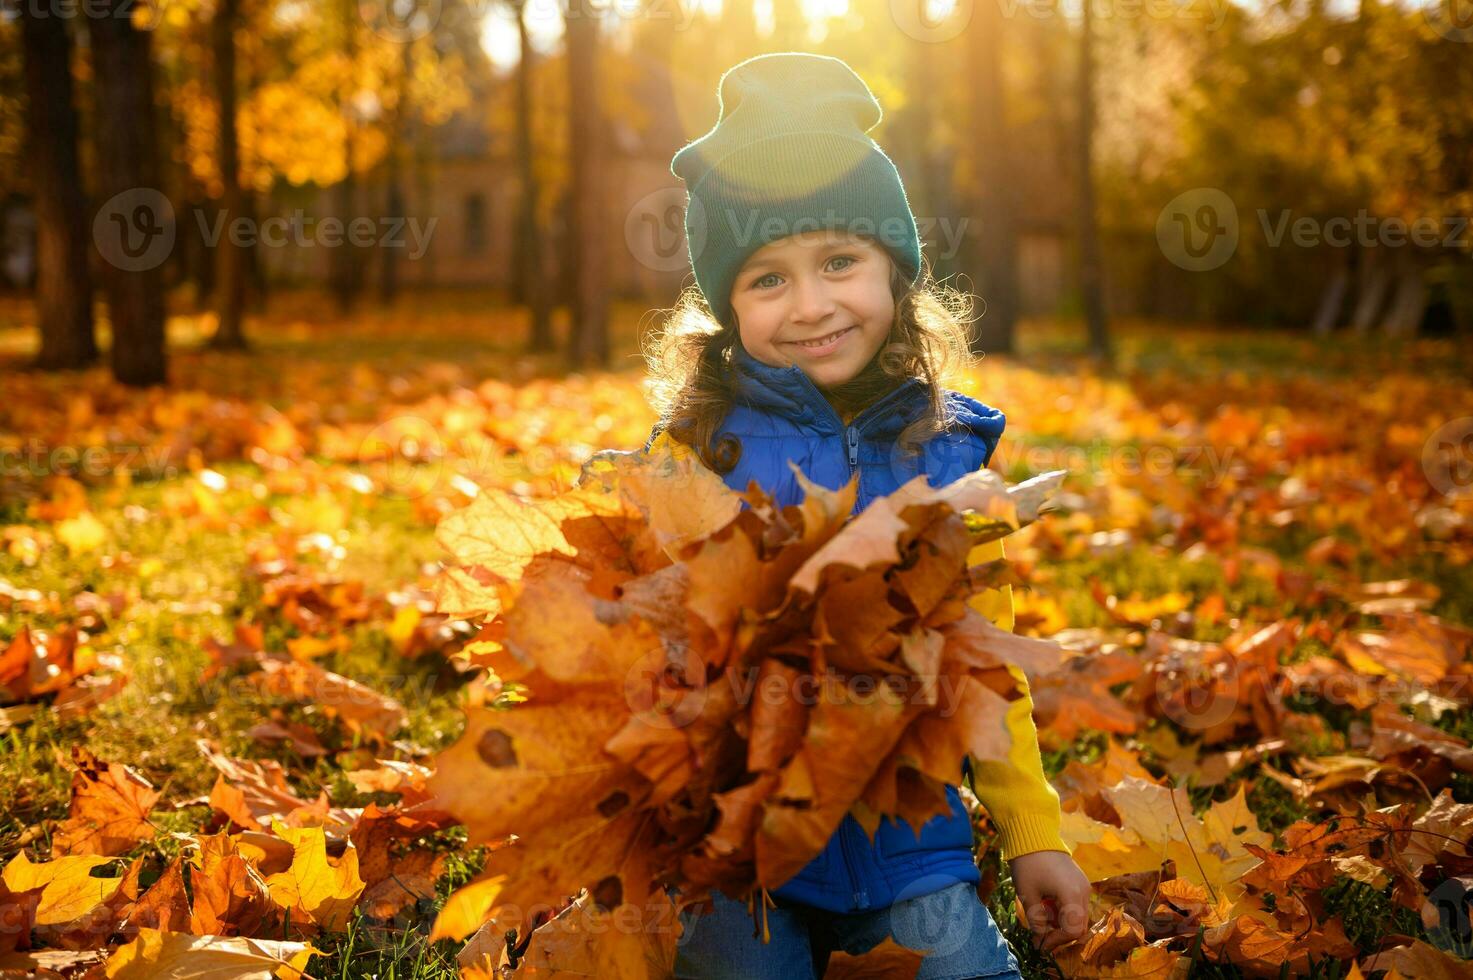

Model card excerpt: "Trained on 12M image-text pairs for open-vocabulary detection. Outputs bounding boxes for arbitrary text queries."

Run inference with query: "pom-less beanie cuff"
[670,52,923,325]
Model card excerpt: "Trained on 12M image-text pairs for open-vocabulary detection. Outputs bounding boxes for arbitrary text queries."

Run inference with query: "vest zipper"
[821,383,915,911]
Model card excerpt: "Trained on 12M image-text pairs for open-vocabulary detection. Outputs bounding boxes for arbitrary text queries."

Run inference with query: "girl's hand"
[1007,849,1092,953]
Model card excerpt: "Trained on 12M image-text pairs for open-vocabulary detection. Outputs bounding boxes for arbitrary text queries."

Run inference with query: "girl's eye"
[748,254,857,290]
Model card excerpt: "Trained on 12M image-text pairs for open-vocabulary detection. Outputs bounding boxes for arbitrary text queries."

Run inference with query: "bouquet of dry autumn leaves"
[422,442,1068,977]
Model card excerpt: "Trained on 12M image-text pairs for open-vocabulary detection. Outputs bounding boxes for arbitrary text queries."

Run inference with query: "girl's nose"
[789,275,837,324]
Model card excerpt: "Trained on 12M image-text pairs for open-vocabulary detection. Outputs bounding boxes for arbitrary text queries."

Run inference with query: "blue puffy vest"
[650,343,1007,914]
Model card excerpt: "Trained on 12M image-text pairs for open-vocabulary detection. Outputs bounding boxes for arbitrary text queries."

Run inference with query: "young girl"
[643,52,1091,979]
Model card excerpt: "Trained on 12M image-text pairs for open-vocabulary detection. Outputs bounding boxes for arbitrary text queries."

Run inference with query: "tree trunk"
[329,174,361,318]
[1311,249,1350,337]
[244,189,268,311]
[184,195,216,303]
[243,55,268,313]
[969,0,1021,355]
[413,104,436,289]
[20,5,97,371]
[87,0,169,386]
[717,0,757,70]
[1349,246,1390,335]
[915,72,960,286]
[330,0,362,315]
[379,41,411,305]
[565,13,608,368]
[209,0,249,350]
[514,0,554,352]
[380,162,403,305]
[1380,248,1426,337]
[771,0,804,49]
[1076,0,1112,364]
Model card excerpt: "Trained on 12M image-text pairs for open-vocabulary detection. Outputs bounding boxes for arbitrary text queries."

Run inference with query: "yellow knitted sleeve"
[964,537,1071,862]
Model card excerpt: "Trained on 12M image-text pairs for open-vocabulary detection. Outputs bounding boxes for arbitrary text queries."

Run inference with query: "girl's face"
[729,230,895,390]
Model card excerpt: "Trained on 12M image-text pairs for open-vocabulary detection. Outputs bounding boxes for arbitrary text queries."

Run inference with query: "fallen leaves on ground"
[2,320,1471,977]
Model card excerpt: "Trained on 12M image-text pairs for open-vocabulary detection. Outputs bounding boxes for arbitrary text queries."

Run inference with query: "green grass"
[0,453,486,977]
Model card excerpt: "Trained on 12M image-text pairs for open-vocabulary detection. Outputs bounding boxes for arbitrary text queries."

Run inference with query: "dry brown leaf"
[262,822,366,934]
[50,748,158,858]
[101,928,317,979]
[0,853,123,929]
[185,832,277,937]
[248,659,406,744]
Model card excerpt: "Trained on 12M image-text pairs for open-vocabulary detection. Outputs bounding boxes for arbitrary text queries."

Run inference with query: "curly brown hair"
[641,243,980,475]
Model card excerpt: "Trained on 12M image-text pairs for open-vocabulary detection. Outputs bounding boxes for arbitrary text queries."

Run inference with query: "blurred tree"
[772,0,805,48]
[486,42,570,331]
[329,0,363,313]
[87,0,169,385]
[968,0,1021,356]
[1076,0,1110,362]
[512,0,554,352]
[566,13,608,368]
[145,0,471,315]
[717,0,758,71]
[1107,0,1473,333]
[210,0,250,348]
[379,40,411,305]
[19,7,97,370]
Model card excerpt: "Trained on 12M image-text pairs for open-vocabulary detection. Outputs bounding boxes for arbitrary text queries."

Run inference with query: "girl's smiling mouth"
[785,325,856,355]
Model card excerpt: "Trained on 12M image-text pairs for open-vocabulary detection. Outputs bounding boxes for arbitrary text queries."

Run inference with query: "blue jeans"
[672,881,1023,980]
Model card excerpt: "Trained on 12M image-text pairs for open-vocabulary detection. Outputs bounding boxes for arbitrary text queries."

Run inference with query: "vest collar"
[731,341,928,438]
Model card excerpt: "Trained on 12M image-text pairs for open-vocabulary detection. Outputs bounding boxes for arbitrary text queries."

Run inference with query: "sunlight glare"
[479,0,566,73]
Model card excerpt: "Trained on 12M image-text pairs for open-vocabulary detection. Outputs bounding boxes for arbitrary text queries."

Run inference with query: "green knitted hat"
[670,52,922,326]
